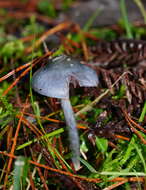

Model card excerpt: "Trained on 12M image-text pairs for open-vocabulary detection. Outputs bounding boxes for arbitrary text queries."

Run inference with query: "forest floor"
[0,0,146,189]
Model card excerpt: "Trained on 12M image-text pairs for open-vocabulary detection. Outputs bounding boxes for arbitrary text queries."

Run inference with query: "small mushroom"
[32,55,99,170]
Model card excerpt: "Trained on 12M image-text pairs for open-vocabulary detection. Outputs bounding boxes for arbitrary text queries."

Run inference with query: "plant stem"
[61,99,80,171]
[139,101,146,122]
[133,0,146,24]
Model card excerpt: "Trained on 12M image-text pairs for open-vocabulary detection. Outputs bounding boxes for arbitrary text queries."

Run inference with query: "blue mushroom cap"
[32,55,99,99]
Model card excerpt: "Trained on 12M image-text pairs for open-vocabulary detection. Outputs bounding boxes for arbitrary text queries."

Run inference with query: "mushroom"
[32,55,99,170]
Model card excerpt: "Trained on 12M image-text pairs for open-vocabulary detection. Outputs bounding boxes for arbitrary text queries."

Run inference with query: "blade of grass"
[138,101,146,122]
[17,128,64,150]
[100,171,146,176]
[133,0,146,24]
[79,157,98,173]
[134,144,146,173]
[120,0,133,38]
[120,137,135,166]
[13,156,29,190]
[95,136,108,153]
[83,8,101,32]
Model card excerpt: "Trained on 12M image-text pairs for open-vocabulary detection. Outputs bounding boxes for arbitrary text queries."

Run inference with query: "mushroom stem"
[61,99,80,171]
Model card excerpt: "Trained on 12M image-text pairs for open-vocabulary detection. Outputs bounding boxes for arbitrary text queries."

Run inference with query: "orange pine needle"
[25,21,72,53]
[0,150,145,184]
[23,112,87,129]
[2,65,32,96]
[20,34,36,42]
[0,51,51,83]
[77,124,87,130]
[59,34,80,49]
[3,97,29,189]
[23,112,62,123]
[28,172,36,189]
[16,114,43,137]
[103,179,128,190]
[124,112,146,145]
[83,31,100,41]
[124,111,146,133]
[114,134,130,141]
[0,150,101,183]
[0,62,31,82]
[2,51,52,96]
[110,176,145,183]
[130,125,146,145]
[8,11,54,25]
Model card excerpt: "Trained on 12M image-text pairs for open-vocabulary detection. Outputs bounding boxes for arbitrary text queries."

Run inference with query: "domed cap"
[32,55,99,99]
